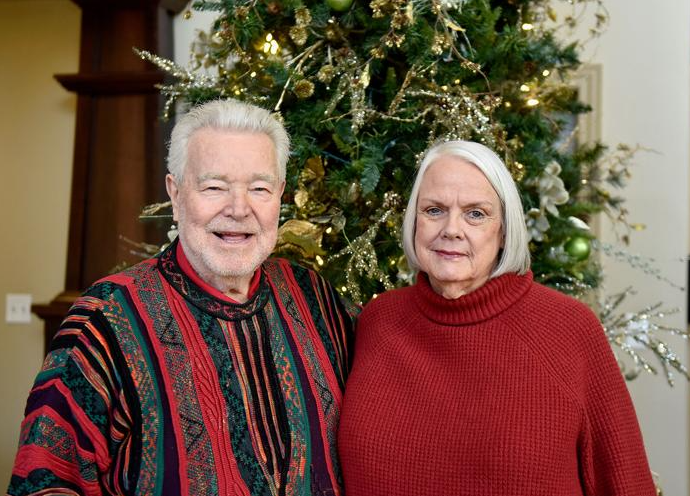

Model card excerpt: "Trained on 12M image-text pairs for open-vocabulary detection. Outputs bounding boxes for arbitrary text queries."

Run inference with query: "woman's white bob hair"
[402,140,531,278]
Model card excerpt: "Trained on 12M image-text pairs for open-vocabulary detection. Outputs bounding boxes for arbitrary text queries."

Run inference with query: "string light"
[325,227,333,234]
[521,23,534,31]
[542,69,550,77]
[316,255,325,266]
[520,84,530,92]
[526,98,539,106]
[262,33,280,55]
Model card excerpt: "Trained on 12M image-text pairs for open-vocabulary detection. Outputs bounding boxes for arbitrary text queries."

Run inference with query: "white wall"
[0,0,80,490]
[174,2,690,494]
[558,2,690,495]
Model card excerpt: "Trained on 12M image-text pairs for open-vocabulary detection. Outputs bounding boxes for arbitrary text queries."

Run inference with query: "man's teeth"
[214,232,251,239]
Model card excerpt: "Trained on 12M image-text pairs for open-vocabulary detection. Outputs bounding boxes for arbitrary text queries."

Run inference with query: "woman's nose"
[441,215,466,240]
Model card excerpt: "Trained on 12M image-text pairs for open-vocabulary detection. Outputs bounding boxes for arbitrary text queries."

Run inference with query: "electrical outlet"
[6,294,32,324]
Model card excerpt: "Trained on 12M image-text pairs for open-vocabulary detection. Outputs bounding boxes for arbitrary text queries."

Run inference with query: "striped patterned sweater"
[9,239,357,496]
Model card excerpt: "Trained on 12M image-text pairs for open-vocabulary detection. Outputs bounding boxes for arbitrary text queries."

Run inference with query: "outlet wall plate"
[6,294,32,324]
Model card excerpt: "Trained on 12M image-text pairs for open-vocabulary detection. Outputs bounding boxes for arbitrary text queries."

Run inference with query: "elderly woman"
[338,140,655,496]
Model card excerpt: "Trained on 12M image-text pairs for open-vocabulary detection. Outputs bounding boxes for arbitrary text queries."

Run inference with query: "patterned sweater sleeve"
[8,295,134,496]
[576,315,656,496]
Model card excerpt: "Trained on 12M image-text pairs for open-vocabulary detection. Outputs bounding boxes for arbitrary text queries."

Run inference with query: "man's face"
[166,128,285,295]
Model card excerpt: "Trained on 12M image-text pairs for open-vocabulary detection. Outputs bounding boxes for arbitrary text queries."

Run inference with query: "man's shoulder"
[262,257,334,290]
[84,257,160,299]
[263,257,359,315]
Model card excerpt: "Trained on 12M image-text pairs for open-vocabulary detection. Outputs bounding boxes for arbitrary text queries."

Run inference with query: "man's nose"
[222,188,251,218]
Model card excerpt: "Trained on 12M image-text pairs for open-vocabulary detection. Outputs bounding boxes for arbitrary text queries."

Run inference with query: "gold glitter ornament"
[324,22,344,42]
[294,189,309,208]
[431,33,447,55]
[510,160,526,182]
[276,220,325,258]
[295,7,312,25]
[289,26,308,46]
[370,46,385,59]
[317,64,336,83]
[303,156,326,179]
[293,79,315,98]
[183,10,192,19]
[369,0,389,18]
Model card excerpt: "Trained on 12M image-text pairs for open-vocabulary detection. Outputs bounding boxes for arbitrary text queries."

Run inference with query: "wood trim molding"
[55,71,166,94]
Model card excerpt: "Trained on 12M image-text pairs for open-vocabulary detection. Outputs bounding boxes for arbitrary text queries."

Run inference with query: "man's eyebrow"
[251,173,278,183]
[196,172,278,182]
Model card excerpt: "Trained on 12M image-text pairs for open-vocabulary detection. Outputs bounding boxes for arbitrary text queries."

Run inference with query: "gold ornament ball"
[293,79,315,99]
[564,236,591,261]
[317,64,336,83]
[326,0,353,12]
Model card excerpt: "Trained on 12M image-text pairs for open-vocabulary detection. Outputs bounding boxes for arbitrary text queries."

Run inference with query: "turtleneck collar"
[157,238,270,321]
[413,270,533,326]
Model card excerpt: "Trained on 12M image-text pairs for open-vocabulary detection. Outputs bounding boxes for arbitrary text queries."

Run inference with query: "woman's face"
[414,156,503,299]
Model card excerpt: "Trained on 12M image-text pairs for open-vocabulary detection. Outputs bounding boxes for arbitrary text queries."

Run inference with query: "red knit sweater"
[338,271,655,496]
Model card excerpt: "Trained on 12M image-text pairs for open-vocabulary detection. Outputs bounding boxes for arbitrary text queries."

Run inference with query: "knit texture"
[9,239,356,496]
[338,271,655,496]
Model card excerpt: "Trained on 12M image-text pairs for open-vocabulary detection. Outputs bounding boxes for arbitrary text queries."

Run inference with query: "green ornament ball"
[326,0,353,12]
[564,236,591,261]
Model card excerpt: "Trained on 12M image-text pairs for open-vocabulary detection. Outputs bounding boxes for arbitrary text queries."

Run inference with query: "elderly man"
[9,99,356,496]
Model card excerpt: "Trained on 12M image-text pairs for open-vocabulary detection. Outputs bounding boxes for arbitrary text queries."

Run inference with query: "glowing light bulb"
[542,69,550,77]
[520,84,530,92]
[262,33,280,55]
[521,23,534,31]
[316,255,324,266]
[325,227,333,234]
[526,98,539,106]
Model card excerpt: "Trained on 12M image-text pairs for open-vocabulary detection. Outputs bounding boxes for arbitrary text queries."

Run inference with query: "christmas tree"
[139,0,687,384]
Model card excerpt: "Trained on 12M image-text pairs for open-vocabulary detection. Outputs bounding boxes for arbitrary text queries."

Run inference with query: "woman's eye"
[466,210,487,222]
[424,207,443,216]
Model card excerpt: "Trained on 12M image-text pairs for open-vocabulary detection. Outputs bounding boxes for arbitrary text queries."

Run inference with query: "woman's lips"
[433,249,467,259]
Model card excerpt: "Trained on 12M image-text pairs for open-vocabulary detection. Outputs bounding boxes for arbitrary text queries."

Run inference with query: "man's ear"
[278,180,286,198]
[165,174,180,222]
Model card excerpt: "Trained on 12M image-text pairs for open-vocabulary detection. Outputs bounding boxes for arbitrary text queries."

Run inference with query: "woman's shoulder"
[512,281,615,385]
[522,280,601,328]
[358,284,417,325]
